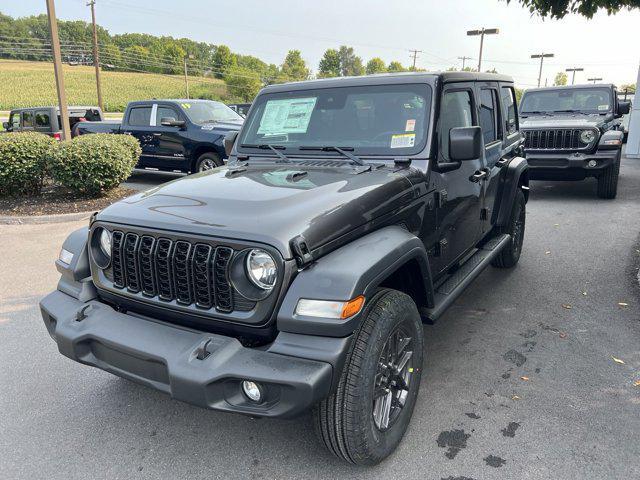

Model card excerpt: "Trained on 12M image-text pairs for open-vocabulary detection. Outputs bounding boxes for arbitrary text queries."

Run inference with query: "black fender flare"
[598,129,623,150]
[55,227,97,302]
[495,157,529,227]
[276,226,433,337]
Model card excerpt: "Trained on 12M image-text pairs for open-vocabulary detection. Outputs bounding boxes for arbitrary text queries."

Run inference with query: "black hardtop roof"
[523,84,616,94]
[261,71,514,93]
[127,99,222,106]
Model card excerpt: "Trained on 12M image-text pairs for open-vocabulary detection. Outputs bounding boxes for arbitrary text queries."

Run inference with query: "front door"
[147,104,188,170]
[122,105,155,166]
[431,84,485,274]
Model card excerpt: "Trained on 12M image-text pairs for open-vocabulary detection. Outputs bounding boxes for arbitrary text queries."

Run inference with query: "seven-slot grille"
[523,129,594,150]
[109,231,237,313]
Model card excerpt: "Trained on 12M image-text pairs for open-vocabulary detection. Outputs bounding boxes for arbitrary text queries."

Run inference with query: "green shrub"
[0,132,57,196]
[48,134,141,195]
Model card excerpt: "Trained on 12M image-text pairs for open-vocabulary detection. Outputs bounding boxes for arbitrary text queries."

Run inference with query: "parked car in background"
[75,99,244,173]
[520,84,630,199]
[2,106,103,140]
[41,71,529,465]
[227,103,251,117]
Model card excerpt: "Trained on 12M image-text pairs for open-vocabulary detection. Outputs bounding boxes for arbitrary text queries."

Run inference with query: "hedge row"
[0,132,141,196]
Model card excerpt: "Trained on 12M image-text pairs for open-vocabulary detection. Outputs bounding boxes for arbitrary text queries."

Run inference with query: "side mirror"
[224,131,239,156]
[618,101,631,116]
[2,122,9,131]
[449,126,483,161]
[160,117,186,128]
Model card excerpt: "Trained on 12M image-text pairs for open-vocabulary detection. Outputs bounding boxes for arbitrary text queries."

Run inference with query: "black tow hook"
[75,305,91,322]
[195,338,212,360]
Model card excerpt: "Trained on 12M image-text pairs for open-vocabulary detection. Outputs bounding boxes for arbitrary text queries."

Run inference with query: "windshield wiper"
[299,146,365,166]
[521,110,552,115]
[239,144,291,163]
[553,109,584,114]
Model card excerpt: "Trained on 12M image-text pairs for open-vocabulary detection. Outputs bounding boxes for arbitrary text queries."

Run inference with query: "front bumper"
[40,290,334,418]
[525,149,619,180]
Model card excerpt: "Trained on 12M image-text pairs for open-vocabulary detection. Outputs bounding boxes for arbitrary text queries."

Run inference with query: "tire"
[194,152,222,173]
[313,289,424,466]
[596,151,621,199]
[491,188,526,269]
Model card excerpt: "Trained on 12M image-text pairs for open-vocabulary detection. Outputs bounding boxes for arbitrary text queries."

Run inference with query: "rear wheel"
[596,151,621,199]
[194,152,222,173]
[492,188,526,269]
[314,289,424,465]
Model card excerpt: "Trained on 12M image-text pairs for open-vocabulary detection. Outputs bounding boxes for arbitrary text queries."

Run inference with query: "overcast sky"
[4,0,640,88]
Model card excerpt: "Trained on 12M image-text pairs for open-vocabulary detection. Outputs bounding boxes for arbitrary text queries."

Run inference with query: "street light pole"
[45,0,70,140]
[565,67,584,85]
[531,53,554,87]
[587,77,603,84]
[467,28,499,72]
[87,0,104,112]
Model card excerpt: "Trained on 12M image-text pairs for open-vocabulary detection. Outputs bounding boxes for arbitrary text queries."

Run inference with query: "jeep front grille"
[523,128,596,151]
[109,231,248,313]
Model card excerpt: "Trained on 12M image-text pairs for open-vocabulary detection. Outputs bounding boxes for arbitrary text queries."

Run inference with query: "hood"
[97,162,422,258]
[520,114,607,130]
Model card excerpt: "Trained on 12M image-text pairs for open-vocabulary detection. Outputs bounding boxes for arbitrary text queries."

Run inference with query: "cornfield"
[0,59,227,112]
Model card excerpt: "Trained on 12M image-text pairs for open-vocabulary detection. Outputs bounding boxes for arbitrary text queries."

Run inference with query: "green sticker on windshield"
[257,97,317,135]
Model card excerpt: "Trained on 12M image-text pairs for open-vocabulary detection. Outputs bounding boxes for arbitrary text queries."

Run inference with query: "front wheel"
[596,151,621,199]
[194,152,222,173]
[314,289,424,465]
[491,188,526,269]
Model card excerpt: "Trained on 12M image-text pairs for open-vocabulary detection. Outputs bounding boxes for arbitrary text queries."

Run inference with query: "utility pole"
[409,49,422,70]
[183,54,193,99]
[87,0,103,111]
[467,28,499,72]
[45,0,70,140]
[457,56,472,70]
[587,77,603,84]
[565,67,584,85]
[531,52,554,87]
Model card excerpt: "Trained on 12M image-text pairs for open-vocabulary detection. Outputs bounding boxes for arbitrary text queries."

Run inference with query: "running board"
[420,234,511,323]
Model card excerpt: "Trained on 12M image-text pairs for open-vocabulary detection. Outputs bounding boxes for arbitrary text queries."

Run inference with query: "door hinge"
[480,208,489,221]
[435,189,448,208]
[434,238,448,257]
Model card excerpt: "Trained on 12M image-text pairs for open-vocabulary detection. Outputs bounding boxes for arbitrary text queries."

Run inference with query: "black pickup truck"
[75,99,244,173]
[41,72,528,465]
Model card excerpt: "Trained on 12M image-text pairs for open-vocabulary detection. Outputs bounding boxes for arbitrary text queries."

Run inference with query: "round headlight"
[245,249,277,290]
[99,228,112,258]
[580,130,596,144]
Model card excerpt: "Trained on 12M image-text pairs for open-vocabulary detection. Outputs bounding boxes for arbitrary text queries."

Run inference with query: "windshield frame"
[520,87,614,115]
[237,82,433,158]
[182,100,244,125]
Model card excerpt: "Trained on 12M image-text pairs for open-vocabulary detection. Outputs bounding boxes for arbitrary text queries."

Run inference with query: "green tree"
[338,46,364,76]
[554,71,568,86]
[318,48,341,78]
[387,61,407,73]
[212,45,237,79]
[281,50,309,81]
[366,57,387,75]
[507,0,640,18]
[224,66,262,102]
[620,83,636,94]
[123,46,150,72]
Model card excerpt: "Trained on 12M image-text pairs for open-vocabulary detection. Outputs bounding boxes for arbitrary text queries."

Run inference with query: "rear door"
[432,83,484,274]
[34,110,53,136]
[146,103,189,170]
[122,105,155,166]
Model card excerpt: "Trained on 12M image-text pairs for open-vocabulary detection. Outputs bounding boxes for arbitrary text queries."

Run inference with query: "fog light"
[587,160,597,168]
[241,381,263,403]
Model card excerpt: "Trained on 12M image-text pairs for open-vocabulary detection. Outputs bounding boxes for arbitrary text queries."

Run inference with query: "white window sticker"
[405,119,416,132]
[257,97,317,135]
[390,133,416,149]
[598,105,609,111]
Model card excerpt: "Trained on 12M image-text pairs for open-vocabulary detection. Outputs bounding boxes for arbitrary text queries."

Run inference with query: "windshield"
[183,101,244,124]
[238,83,432,156]
[520,87,612,114]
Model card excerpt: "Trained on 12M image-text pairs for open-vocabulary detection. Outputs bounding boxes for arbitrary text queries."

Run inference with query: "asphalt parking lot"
[1,158,640,479]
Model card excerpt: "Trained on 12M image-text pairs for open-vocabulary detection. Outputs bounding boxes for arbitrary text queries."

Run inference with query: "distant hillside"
[0,60,227,112]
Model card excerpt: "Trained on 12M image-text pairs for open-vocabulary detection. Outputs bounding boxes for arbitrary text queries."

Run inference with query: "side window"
[439,90,474,160]
[128,107,152,126]
[479,89,501,144]
[10,113,20,130]
[22,111,34,128]
[35,111,51,128]
[156,106,179,125]
[501,87,517,135]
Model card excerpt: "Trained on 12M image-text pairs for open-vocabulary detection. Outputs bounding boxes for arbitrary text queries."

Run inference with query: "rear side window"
[479,89,500,144]
[156,106,179,125]
[501,87,517,135]
[10,113,20,129]
[35,111,51,128]
[439,90,474,160]
[22,111,34,128]
[128,107,152,126]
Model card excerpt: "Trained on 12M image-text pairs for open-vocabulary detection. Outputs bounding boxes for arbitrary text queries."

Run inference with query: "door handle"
[470,170,488,183]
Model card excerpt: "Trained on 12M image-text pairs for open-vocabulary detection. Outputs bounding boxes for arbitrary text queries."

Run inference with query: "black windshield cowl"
[239,144,291,163]
[299,146,366,166]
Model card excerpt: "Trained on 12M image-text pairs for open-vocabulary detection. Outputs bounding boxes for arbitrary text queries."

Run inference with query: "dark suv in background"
[3,106,103,140]
[520,84,630,198]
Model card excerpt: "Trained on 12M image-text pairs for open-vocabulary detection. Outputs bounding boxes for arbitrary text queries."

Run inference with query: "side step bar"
[420,234,511,323]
